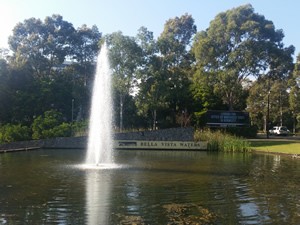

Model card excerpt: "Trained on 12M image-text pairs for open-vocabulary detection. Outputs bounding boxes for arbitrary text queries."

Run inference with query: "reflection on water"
[85,169,110,225]
[0,149,299,224]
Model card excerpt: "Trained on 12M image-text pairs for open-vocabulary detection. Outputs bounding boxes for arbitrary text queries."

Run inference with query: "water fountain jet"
[86,43,114,166]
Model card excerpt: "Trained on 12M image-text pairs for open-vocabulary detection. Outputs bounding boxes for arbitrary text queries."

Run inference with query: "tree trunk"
[264,115,267,134]
[119,94,124,132]
[280,91,283,126]
[152,109,157,130]
[293,113,296,134]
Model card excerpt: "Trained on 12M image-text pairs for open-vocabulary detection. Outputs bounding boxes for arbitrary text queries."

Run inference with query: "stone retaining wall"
[0,127,195,151]
[115,127,194,141]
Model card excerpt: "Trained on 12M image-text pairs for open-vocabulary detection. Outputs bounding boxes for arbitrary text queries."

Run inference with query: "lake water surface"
[0,149,299,224]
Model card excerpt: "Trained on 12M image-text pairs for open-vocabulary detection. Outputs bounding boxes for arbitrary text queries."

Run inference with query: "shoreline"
[1,133,300,159]
[248,134,300,158]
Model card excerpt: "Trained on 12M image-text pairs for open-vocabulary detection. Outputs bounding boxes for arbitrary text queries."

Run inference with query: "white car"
[269,126,290,136]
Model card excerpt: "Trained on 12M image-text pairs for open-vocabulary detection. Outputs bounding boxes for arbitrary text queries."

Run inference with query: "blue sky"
[1,0,299,56]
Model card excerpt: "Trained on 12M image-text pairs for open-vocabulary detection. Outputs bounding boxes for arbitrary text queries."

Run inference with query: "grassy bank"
[250,139,300,155]
[195,129,300,155]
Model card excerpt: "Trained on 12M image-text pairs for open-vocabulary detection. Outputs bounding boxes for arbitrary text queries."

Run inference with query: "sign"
[206,110,249,127]
[114,140,207,150]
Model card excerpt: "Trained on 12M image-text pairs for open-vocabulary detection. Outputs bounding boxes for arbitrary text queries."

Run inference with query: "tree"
[289,53,300,133]
[0,48,9,60]
[271,80,290,126]
[135,14,199,127]
[106,32,143,131]
[247,79,266,130]
[157,14,197,126]
[192,4,294,110]
[135,27,166,129]
[8,15,75,78]
[71,24,101,85]
[7,15,100,125]
[247,76,290,132]
[135,14,197,129]
[0,59,13,124]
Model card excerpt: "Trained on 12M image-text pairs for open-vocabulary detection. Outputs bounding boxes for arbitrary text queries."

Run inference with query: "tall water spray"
[86,43,114,166]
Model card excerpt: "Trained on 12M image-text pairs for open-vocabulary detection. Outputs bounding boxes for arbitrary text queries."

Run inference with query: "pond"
[0,149,299,224]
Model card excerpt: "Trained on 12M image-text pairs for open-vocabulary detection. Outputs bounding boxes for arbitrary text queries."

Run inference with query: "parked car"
[269,126,290,136]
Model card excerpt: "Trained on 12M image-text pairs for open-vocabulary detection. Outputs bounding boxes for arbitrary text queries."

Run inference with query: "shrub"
[71,120,88,136]
[194,129,251,152]
[32,110,72,139]
[0,124,31,144]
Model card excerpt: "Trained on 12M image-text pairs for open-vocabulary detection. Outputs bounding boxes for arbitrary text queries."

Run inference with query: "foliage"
[32,110,71,139]
[0,60,13,124]
[0,124,31,144]
[72,24,101,64]
[0,8,298,138]
[288,53,300,132]
[0,119,87,144]
[135,14,197,129]
[135,27,164,129]
[194,129,251,152]
[106,31,143,131]
[248,76,291,131]
[71,120,88,137]
[157,14,196,126]
[192,4,294,111]
[9,15,76,78]
[5,14,100,126]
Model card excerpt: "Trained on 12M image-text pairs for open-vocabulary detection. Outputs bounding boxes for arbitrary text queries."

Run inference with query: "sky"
[0,0,299,57]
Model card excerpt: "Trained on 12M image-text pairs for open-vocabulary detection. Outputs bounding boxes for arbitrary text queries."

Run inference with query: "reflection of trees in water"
[248,154,300,224]
[113,203,217,225]
[163,203,217,224]
[85,152,299,224]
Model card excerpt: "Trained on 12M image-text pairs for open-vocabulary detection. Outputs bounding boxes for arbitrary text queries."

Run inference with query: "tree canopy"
[192,4,294,110]
[0,6,299,140]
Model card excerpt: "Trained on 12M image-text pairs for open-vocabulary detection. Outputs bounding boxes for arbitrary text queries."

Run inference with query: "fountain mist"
[86,43,114,166]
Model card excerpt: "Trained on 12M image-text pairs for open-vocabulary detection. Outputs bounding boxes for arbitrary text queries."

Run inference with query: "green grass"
[194,129,300,155]
[250,140,300,154]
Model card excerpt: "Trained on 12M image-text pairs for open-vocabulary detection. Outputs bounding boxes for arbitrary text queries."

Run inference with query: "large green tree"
[9,15,76,78]
[192,4,294,111]
[289,53,300,133]
[247,77,290,131]
[71,24,101,86]
[106,32,143,131]
[135,14,197,129]
[135,27,168,129]
[6,15,101,125]
[0,59,12,124]
[157,14,196,126]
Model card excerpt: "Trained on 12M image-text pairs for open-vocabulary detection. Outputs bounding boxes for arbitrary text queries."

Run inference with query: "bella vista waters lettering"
[140,142,158,147]
[140,142,178,147]
[139,141,203,148]
[179,142,202,148]
[161,142,177,147]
